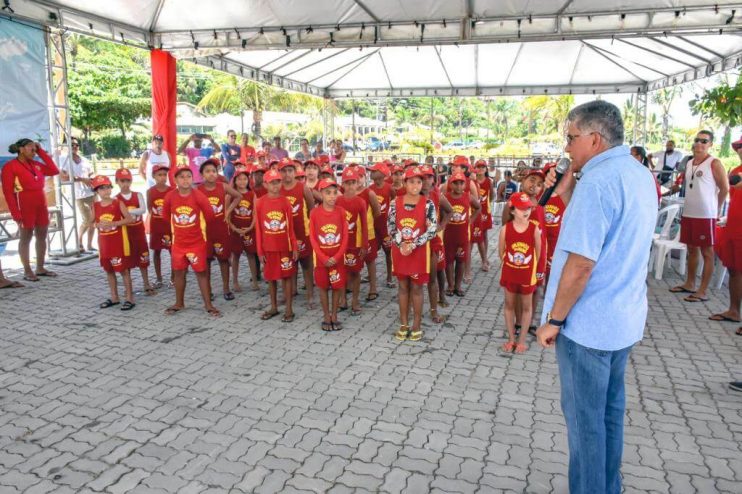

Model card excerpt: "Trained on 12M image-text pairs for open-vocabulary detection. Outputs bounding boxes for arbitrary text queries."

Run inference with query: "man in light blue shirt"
[536,100,657,494]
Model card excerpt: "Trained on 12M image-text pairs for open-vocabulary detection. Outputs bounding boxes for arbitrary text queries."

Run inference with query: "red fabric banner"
[150,49,177,183]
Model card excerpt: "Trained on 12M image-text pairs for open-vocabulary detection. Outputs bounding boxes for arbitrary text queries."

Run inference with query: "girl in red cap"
[368,163,395,288]
[92,175,136,310]
[309,179,350,331]
[335,167,368,315]
[443,172,481,297]
[147,164,174,289]
[389,166,438,341]
[198,159,242,301]
[357,171,381,302]
[256,169,298,322]
[391,165,405,197]
[115,168,154,295]
[541,163,566,283]
[250,163,268,198]
[229,167,259,292]
[421,165,453,322]
[472,160,495,272]
[499,191,542,354]
[1,139,59,281]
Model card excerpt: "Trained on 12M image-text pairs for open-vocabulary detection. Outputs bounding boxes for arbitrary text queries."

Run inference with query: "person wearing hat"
[443,172,481,298]
[336,167,369,315]
[356,168,382,302]
[139,134,171,188]
[541,163,566,283]
[177,133,219,185]
[162,163,220,317]
[391,164,405,197]
[279,157,316,308]
[368,162,395,289]
[724,136,742,392]
[309,179,350,331]
[229,166,259,293]
[221,130,242,182]
[499,192,543,354]
[255,168,299,322]
[115,168,154,296]
[388,166,438,341]
[60,137,96,253]
[472,159,495,272]
[1,138,60,281]
[146,163,174,289]
[303,160,321,202]
[92,174,136,310]
[251,162,267,198]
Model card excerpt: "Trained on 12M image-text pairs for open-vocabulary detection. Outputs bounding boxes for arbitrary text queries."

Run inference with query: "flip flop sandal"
[709,314,742,323]
[332,321,343,331]
[321,321,333,331]
[99,299,120,309]
[386,281,396,289]
[527,326,537,336]
[395,325,410,341]
[206,308,222,317]
[338,305,348,312]
[0,281,23,289]
[120,301,136,311]
[282,313,295,323]
[445,289,454,297]
[684,295,709,302]
[514,343,528,354]
[350,309,362,317]
[430,309,445,323]
[438,299,449,308]
[165,306,183,315]
[453,289,465,297]
[669,286,694,293]
[408,329,423,341]
[501,341,516,352]
[261,310,279,320]
[23,275,39,282]
[223,292,235,301]
[736,327,742,336]
[365,293,378,302]
[35,271,57,278]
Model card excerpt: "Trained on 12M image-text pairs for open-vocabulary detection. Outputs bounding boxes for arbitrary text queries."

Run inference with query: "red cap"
[115,168,133,181]
[295,168,306,178]
[474,159,487,168]
[542,162,557,174]
[151,164,169,176]
[341,167,358,182]
[264,169,282,182]
[449,172,466,183]
[525,168,546,180]
[404,166,424,180]
[232,166,250,181]
[452,155,469,167]
[392,164,404,174]
[269,159,280,168]
[403,159,418,168]
[509,192,533,210]
[317,154,330,164]
[420,165,435,177]
[91,175,112,190]
[256,150,267,158]
[320,165,333,175]
[733,135,742,150]
[173,163,192,177]
[317,178,338,191]
[368,162,390,175]
[251,162,266,173]
[304,159,319,168]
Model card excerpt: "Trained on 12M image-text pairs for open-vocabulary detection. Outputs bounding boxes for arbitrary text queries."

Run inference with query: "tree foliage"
[690,73,741,156]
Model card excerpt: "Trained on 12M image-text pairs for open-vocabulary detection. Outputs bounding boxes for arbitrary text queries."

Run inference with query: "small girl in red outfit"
[443,172,481,297]
[309,179,350,331]
[472,160,495,272]
[229,166,259,292]
[93,175,136,311]
[335,167,369,315]
[499,192,543,354]
[116,168,154,295]
[147,164,174,288]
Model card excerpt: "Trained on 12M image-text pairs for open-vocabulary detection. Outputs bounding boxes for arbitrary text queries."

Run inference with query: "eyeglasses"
[228,134,236,138]
[565,132,600,144]
[694,138,710,144]
[71,144,79,148]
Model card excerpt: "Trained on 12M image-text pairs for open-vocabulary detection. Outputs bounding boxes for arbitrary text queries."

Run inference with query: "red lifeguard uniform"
[309,205,349,289]
[500,220,539,295]
[391,195,430,285]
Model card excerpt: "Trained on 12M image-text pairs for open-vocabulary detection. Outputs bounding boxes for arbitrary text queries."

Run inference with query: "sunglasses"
[694,138,710,144]
[228,134,236,138]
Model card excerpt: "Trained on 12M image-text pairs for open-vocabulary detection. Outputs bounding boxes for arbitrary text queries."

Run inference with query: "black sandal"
[453,289,465,297]
[120,301,136,311]
[99,299,120,309]
[282,313,295,323]
[223,292,235,301]
[321,321,333,332]
[332,321,343,331]
[365,292,378,302]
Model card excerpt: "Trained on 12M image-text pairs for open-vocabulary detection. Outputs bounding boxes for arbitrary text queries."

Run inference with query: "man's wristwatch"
[546,312,566,327]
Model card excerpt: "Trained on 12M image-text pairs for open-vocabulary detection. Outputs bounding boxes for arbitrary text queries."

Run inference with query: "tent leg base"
[47,250,98,266]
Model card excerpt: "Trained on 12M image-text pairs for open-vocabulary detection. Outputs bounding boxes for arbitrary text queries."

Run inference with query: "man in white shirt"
[60,138,95,252]
[649,140,684,185]
[139,135,171,187]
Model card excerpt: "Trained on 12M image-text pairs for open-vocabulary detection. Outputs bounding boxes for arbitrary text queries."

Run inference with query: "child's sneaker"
[395,325,409,341]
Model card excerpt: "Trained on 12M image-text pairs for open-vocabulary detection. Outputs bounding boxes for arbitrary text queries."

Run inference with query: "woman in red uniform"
[230,166,259,292]
[499,192,542,354]
[115,168,154,295]
[472,160,495,271]
[147,164,174,288]
[1,139,59,281]
[309,179,350,331]
[198,159,242,301]
[92,175,135,310]
[335,167,368,315]
[389,166,437,341]
[443,172,481,297]
[368,162,395,289]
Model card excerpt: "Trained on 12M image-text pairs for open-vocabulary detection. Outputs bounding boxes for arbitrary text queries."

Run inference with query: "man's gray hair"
[567,100,624,148]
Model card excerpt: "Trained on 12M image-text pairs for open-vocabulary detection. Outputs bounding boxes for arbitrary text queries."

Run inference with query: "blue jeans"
[223,163,235,182]
[556,333,633,494]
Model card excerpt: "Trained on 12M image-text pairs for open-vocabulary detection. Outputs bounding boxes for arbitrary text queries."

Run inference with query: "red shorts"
[470,220,483,243]
[231,231,257,255]
[680,217,716,247]
[149,219,171,250]
[365,238,378,262]
[396,272,429,285]
[128,224,150,268]
[431,236,445,272]
[501,282,537,295]
[344,248,364,273]
[171,243,208,272]
[444,240,470,266]
[717,234,742,271]
[314,263,346,290]
[17,191,49,229]
[480,212,493,231]
[296,232,312,260]
[100,256,131,273]
[263,251,296,281]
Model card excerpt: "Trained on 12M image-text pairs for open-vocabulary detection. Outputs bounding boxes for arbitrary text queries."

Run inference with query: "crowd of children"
[87,154,564,349]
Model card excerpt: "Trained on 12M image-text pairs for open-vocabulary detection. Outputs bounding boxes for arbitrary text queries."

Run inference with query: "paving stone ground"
[0,230,741,493]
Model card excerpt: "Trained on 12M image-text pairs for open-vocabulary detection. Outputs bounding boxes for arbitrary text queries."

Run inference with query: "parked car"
[366,136,390,152]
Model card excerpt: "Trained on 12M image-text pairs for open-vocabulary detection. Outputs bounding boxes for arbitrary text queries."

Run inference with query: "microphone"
[538,158,570,206]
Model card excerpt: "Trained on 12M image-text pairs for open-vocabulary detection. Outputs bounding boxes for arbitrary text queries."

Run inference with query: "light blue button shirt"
[542,145,658,351]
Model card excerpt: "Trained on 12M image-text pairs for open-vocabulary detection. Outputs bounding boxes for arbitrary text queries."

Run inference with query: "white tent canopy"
[7,0,742,96]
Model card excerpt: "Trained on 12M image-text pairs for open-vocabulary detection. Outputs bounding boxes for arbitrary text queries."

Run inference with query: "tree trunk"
[721,125,732,157]
[252,110,262,141]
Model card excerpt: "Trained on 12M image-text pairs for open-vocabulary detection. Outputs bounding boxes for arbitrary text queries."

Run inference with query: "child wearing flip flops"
[147,164,174,289]
[499,192,542,354]
[309,179,349,331]
[368,162,395,289]
[92,175,136,311]
[389,166,438,341]
[335,167,369,316]
[229,166,259,292]
[443,172,481,298]
[421,164,452,323]
[255,169,298,322]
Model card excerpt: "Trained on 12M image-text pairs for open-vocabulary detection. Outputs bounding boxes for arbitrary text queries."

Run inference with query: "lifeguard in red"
[255,194,297,281]
[280,160,312,259]
[95,195,131,273]
[500,222,540,295]
[309,202,349,290]
[444,185,472,264]
[543,194,565,269]
[198,181,231,260]
[368,165,393,249]
[147,181,174,250]
[335,187,368,274]
[1,145,59,229]
[391,195,431,285]
[162,188,215,272]
[115,169,150,269]
[230,188,256,254]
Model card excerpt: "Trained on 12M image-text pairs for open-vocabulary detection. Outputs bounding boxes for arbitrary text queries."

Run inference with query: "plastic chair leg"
[654,246,668,280]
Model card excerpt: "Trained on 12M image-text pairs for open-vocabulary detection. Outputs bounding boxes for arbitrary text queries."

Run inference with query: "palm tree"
[651,86,682,142]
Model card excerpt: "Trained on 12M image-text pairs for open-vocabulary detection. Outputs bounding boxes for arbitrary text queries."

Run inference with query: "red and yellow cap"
[452,155,470,167]
[474,159,487,168]
[264,169,282,182]
[320,164,334,175]
[391,164,404,175]
[317,154,330,164]
[174,163,192,177]
[404,166,424,180]
[509,192,533,210]
[151,164,169,176]
[368,162,390,176]
[525,168,546,180]
[449,172,466,183]
[341,167,358,182]
[91,175,112,190]
[317,178,338,191]
[303,159,319,168]
[420,164,436,177]
[114,168,133,181]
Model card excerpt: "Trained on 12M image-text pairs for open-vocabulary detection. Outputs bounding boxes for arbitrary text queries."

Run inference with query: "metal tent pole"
[633,90,648,146]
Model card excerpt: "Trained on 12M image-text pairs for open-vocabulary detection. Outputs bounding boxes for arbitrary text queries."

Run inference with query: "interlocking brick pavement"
[0,232,741,493]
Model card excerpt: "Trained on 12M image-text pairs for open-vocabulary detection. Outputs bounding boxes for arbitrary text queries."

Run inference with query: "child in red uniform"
[473,160,495,272]
[421,165,452,322]
[147,164,174,288]
[230,166,259,292]
[251,163,267,198]
[335,167,368,315]
[309,179,350,331]
[357,170,381,301]
[115,168,154,295]
[279,158,316,308]
[162,164,220,317]
[368,162,395,289]
[198,158,242,301]
[541,162,565,282]
[391,165,405,197]
[499,192,542,354]
[443,172,481,297]
[92,175,136,310]
[256,169,298,322]
[389,166,437,341]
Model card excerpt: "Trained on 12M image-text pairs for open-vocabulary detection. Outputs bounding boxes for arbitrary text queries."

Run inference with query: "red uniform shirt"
[94,198,130,259]
[255,195,297,255]
[391,195,430,278]
[445,190,471,234]
[357,187,376,241]
[281,181,309,237]
[147,185,174,248]
[162,188,215,247]
[727,164,742,238]
[476,177,493,229]
[117,192,145,228]
[335,195,368,249]
[0,148,59,221]
[501,220,538,286]
[309,206,349,266]
[369,182,393,228]
[231,190,255,230]
[543,194,565,245]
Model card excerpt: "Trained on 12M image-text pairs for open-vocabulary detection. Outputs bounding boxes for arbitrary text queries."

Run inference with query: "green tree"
[690,73,742,157]
[651,86,682,141]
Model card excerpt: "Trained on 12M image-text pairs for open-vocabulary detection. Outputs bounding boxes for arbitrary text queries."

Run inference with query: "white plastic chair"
[652,226,687,280]
[648,204,681,271]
